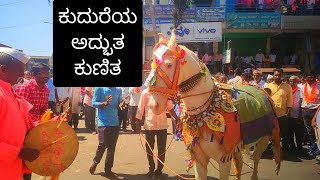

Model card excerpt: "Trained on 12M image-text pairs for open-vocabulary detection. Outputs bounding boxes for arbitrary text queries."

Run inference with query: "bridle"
[148,47,182,99]
[148,46,211,101]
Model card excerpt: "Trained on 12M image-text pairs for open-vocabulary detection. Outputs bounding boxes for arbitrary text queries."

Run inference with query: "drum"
[23,121,79,176]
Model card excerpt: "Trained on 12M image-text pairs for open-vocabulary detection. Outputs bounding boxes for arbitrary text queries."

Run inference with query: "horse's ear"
[158,33,167,44]
[167,29,177,51]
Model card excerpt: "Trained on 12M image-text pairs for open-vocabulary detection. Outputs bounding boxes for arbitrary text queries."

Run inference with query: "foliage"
[172,0,188,29]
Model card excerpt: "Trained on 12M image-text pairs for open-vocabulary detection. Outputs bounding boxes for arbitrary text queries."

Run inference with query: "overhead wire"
[0,17,52,30]
[0,0,26,7]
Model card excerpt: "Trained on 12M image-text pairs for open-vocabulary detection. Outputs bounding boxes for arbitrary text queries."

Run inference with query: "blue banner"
[143,5,196,18]
[227,13,281,29]
[143,18,195,25]
[195,7,225,22]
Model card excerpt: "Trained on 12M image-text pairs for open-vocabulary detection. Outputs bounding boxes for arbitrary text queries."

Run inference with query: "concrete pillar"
[143,37,146,64]
[213,42,219,54]
[266,37,271,55]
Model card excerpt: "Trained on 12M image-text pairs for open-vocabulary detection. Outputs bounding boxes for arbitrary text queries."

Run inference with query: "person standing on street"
[311,106,320,161]
[69,87,82,130]
[15,63,50,180]
[46,75,57,114]
[265,68,293,152]
[55,87,71,114]
[83,87,96,134]
[250,70,267,88]
[301,70,320,156]
[0,47,40,180]
[227,68,243,85]
[119,87,129,131]
[288,75,304,156]
[89,87,122,178]
[136,89,179,179]
[128,86,144,133]
[16,63,50,126]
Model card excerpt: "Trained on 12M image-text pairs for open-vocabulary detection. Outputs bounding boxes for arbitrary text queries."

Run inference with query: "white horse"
[146,30,281,180]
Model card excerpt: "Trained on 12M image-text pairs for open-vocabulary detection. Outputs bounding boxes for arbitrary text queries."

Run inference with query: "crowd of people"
[1,46,319,180]
[214,67,320,162]
[1,46,182,179]
[200,48,300,77]
[234,0,320,15]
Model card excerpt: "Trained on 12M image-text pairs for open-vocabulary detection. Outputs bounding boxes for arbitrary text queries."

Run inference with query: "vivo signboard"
[160,22,222,42]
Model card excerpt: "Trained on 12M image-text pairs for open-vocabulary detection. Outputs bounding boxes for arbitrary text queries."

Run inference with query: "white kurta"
[71,87,82,114]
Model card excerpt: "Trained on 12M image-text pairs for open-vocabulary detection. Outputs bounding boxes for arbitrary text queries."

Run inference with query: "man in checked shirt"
[15,63,50,180]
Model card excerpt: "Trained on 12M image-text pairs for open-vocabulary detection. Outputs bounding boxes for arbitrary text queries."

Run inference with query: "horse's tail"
[271,116,281,175]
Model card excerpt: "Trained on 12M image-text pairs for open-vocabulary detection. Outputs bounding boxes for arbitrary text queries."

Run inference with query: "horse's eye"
[167,64,172,68]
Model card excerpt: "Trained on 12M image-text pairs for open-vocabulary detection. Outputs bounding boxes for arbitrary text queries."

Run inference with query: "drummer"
[0,47,40,180]
[15,63,50,180]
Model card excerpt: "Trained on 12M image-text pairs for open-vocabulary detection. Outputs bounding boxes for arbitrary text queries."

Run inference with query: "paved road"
[33,119,320,180]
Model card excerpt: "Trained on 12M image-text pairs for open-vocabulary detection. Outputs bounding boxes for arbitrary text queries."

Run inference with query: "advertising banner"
[227,13,281,29]
[196,7,225,22]
[160,22,222,42]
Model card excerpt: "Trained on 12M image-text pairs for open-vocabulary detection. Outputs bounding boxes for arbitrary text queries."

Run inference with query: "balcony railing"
[194,3,320,15]
[143,3,320,17]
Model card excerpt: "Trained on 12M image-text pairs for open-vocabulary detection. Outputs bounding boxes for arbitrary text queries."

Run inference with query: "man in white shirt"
[128,86,145,133]
[300,70,320,156]
[288,76,304,155]
[83,87,96,133]
[136,89,179,179]
[250,70,266,88]
[254,49,265,68]
[269,49,277,68]
[69,87,82,130]
[55,87,72,114]
[227,68,242,85]
[311,106,320,161]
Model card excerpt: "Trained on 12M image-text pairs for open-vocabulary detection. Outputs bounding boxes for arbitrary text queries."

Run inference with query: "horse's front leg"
[233,151,243,180]
[194,158,209,180]
[219,160,231,180]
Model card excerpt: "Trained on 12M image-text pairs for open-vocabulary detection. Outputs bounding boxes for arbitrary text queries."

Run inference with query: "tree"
[146,0,158,43]
[172,0,188,29]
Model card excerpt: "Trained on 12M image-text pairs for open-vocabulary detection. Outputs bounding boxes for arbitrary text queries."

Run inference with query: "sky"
[0,0,53,56]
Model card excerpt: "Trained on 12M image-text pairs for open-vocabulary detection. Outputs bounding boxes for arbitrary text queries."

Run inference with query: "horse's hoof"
[251,174,258,180]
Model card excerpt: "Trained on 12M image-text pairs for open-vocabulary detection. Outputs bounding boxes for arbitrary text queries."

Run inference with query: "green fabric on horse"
[231,84,273,123]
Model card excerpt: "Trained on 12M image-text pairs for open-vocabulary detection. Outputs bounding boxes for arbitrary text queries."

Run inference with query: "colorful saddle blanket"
[231,84,275,145]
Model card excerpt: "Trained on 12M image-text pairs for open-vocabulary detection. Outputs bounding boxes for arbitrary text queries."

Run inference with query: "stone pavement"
[32,119,320,180]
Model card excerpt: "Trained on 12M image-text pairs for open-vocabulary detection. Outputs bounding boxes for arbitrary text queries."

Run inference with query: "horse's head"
[147,30,206,115]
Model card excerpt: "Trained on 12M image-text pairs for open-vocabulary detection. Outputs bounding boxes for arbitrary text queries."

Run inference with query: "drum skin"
[24,121,79,176]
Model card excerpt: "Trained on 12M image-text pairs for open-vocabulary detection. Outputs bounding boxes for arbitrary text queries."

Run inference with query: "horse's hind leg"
[219,161,231,180]
[233,152,243,180]
[251,136,270,180]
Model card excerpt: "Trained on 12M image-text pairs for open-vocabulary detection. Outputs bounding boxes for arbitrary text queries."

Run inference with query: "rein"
[148,50,181,97]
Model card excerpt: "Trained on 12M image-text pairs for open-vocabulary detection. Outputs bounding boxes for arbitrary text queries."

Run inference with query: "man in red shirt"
[0,47,39,180]
[16,63,50,180]
[16,63,50,124]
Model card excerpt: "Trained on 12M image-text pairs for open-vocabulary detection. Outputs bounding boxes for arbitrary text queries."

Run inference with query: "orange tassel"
[50,174,60,180]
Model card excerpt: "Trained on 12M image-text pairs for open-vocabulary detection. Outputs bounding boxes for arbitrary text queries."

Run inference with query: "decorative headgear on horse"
[148,29,184,98]
[151,31,186,70]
